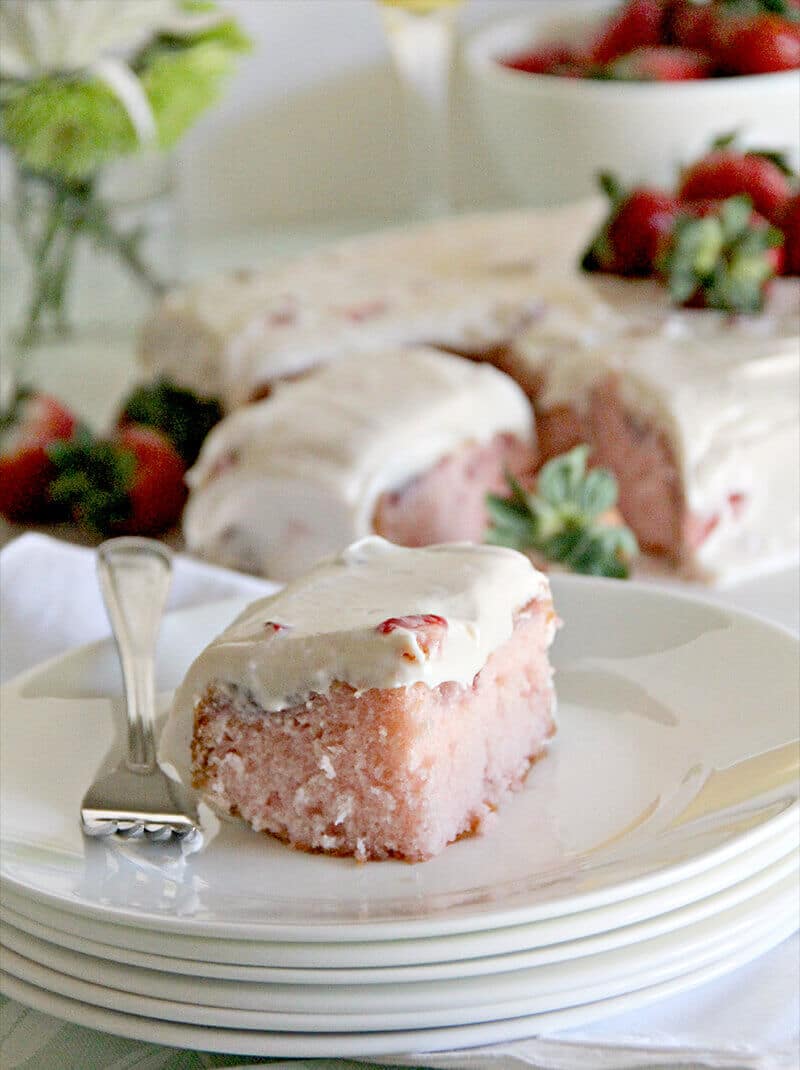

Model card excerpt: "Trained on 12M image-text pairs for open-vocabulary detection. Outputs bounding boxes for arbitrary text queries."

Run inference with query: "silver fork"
[80,537,201,845]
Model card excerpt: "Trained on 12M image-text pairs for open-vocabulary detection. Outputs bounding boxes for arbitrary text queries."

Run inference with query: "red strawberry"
[0,391,78,522]
[666,0,721,51]
[678,141,794,225]
[116,426,188,535]
[49,424,187,536]
[606,44,713,78]
[718,13,800,73]
[500,43,582,74]
[657,195,784,311]
[582,174,680,276]
[589,0,665,64]
[780,192,800,274]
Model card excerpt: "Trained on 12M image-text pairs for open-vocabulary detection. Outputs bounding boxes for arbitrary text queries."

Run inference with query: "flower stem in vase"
[13,171,169,355]
[379,0,462,219]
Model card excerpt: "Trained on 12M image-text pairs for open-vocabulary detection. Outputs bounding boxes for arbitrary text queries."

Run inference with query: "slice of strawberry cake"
[508,285,800,582]
[158,537,558,862]
[182,346,537,580]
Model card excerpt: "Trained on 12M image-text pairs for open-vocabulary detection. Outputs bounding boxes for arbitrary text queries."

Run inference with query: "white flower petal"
[91,57,157,144]
[0,0,225,79]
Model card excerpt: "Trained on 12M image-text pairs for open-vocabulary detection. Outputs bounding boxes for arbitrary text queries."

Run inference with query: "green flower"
[142,37,247,150]
[0,2,250,180]
[1,79,137,180]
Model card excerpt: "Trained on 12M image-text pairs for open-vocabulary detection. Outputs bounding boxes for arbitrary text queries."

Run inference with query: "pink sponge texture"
[192,599,557,862]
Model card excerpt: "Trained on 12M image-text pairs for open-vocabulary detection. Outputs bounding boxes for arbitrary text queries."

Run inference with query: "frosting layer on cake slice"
[159,537,557,861]
[513,281,800,583]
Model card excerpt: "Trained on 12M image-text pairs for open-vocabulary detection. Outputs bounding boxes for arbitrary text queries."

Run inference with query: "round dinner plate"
[2,920,795,1057]
[2,840,796,979]
[2,864,797,1028]
[2,578,798,942]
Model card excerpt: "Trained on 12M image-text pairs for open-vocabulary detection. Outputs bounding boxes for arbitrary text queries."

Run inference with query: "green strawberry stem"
[486,445,639,579]
[13,170,169,355]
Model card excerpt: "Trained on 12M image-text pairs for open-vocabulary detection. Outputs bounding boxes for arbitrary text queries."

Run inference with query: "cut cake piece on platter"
[159,537,558,862]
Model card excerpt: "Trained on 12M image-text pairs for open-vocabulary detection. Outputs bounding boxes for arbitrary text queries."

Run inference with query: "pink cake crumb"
[530,375,686,560]
[191,598,556,862]
[373,432,537,548]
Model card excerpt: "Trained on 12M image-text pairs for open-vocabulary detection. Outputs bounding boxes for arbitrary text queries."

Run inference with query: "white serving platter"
[2,577,798,945]
[1,839,796,977]
[2,919,795,1058]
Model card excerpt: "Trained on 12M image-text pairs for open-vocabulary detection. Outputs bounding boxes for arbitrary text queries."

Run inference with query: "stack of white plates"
[2,578,798,1058]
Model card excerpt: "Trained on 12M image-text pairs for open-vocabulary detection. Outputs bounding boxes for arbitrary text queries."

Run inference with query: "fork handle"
[97,538,173,772]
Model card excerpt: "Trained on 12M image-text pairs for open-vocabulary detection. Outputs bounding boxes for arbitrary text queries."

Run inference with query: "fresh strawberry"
[500,43,583,74]
[582,173,680,276]
[49,424,187,536]
[666,0,721,51]
[718,12,800,73]
[780,192,800,273]
[0,391,78,522]
[657,195,784,311]
[116,377,222,466]
[589,0,665,64]
[678,137,794,224]
[606,44,713,77]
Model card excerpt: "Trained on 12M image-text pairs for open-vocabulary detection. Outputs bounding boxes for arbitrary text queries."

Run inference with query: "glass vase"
[1,152,176,405]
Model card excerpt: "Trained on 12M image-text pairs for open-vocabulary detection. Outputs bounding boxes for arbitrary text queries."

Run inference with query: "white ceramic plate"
[2,842,796,980]
[2,921,795,1057]
[2,865,796,1029]
[2,579,798,942]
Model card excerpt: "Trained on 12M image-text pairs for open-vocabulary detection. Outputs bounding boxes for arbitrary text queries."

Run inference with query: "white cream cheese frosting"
[139,201,609,409]
[158,537,554,788]
[142,198,799,586]
[183,346,534,580]
[514,280,800,583]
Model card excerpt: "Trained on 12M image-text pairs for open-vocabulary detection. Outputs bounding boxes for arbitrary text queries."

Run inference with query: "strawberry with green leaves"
[657,195,784,311]
[0,390,79,522]
[678,134,795,225]
[49,424,188,536]
[582,173,680,276]
[116,377,222,466]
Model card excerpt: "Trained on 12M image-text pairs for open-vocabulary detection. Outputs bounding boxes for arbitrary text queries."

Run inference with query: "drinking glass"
[377,0,464,218]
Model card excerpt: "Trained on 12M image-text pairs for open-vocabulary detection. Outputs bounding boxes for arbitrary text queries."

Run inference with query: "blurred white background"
[175,0,550,231]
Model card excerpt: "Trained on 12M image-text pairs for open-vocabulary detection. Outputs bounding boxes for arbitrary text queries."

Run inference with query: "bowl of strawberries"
[464,0,800,207]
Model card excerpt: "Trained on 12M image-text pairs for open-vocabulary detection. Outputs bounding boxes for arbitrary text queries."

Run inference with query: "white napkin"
[1,533,798,1070]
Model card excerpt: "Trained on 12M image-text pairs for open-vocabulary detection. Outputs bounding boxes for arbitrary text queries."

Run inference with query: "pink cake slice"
[372,431,537,548]
[502,298,800,582]
[161,538,558,862]
[182,347,537,580]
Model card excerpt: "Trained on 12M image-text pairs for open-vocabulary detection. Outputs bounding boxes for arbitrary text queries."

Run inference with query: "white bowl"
[464,0,800,208]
